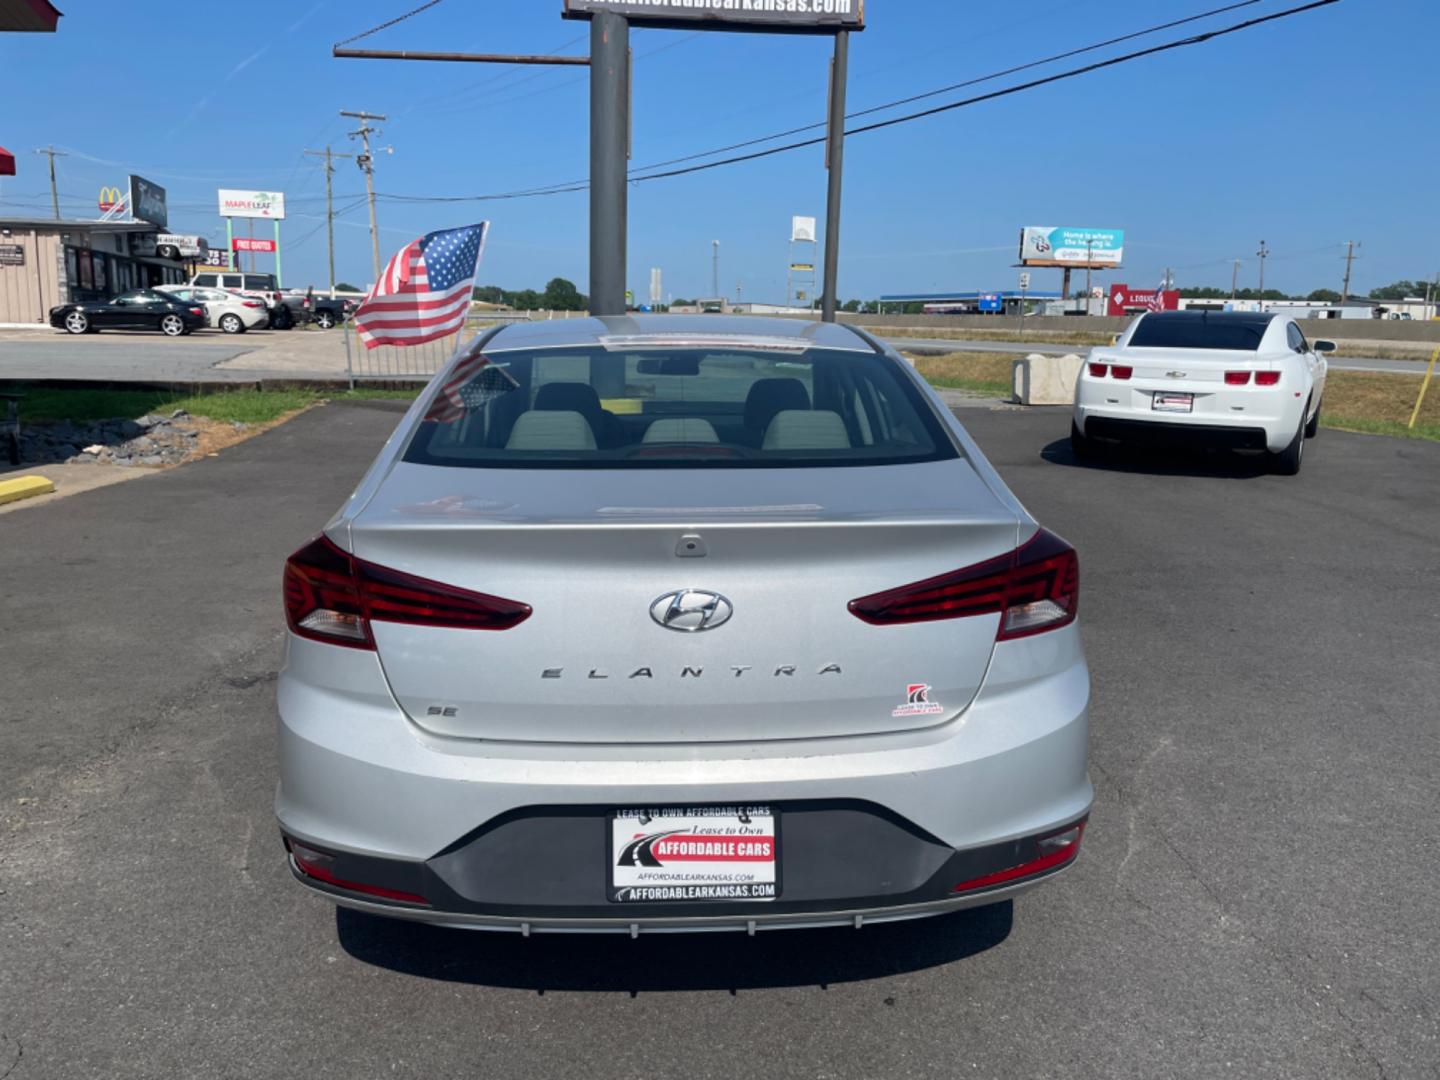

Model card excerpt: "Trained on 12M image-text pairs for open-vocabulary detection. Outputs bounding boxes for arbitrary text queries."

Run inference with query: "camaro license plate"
[610,805,778,903]
[1152,391,1194,413]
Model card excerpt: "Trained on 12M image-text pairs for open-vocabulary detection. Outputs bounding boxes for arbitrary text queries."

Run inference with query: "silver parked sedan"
[277,315,1091,934]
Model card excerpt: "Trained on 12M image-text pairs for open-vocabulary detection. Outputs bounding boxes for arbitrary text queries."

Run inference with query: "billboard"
[1019,227,1123,268]
[791,215,817,242]
[218,189,287,220]
[563,0,863,32]
[1106,284,1179,316]
[129,175,168,227]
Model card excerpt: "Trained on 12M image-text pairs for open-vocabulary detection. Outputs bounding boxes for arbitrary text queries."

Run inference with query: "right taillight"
[1255,371,1281,386]
[283,535,532,649]
[847,528,1079,640]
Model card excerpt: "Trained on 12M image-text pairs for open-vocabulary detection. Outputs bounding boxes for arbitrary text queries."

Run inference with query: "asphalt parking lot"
[2,401,1436,1079]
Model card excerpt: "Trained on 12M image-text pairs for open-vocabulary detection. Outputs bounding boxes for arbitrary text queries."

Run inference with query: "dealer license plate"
[609,805,778,904]
[1152,391,1194,413]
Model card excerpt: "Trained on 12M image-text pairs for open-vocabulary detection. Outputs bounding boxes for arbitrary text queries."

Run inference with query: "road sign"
[1019,272,1031,290]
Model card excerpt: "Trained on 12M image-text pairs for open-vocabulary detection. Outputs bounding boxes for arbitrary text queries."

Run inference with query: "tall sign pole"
[820,30,849,323]
[589,10,629,316]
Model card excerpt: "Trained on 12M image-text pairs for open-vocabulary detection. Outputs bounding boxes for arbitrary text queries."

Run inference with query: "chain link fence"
[341,310,588,386]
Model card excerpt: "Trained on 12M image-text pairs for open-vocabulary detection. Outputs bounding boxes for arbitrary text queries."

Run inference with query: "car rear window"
[1128,314,1269,350]
[243,274,276,291]
[403,342,957,470]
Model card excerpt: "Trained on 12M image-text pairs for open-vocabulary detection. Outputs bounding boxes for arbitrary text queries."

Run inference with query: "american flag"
[354,222,489,349]
[425,341,520,423]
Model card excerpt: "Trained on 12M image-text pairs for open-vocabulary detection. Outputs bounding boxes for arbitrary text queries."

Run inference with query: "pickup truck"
[280,289,353,329]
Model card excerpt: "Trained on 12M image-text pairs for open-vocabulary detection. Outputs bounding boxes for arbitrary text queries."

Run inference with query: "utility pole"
[1231,259,1241,301]
[341,110,387,283]
[1163,267,1173,291]
[1340,240,1360,303]
[1256,240,1270,311]
[33,146,66,219]
[711,240,720,299]
[305,146,354,298]
[820,30,850,323]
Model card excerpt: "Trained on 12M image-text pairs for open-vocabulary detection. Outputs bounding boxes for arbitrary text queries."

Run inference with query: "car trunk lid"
[349,459,1020,744]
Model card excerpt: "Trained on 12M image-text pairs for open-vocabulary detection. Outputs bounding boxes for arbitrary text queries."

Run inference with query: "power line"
[632,0,1270,175]
[334,0,446,49]
[630,0,1341,185]
[367,0,1337,205]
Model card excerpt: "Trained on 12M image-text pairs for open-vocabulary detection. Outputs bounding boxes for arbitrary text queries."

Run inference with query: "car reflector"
[287,839,429,906]
[952,820,1086,894]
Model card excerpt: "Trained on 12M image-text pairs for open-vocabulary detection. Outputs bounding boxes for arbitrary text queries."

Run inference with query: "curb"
[0,475,56,506]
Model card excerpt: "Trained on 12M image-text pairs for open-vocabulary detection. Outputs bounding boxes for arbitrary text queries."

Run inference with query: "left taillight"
[282,534,532,650]
[847,528,1079,640]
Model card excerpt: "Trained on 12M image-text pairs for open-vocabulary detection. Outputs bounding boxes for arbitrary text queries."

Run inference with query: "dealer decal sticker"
[892,683,944,719]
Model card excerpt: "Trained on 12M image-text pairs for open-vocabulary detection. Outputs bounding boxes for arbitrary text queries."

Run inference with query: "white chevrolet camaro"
[1072,311,1332,474]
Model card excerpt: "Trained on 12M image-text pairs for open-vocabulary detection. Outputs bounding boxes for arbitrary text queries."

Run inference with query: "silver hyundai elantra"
[277,315,1091,933]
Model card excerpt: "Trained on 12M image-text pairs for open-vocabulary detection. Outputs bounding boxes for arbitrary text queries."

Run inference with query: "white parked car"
[1072,311,1332,474]
[159,285,269,334]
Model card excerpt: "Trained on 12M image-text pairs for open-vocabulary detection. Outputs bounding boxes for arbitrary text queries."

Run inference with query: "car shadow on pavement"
[336,902,1013,991]
[1040,438,1274,479]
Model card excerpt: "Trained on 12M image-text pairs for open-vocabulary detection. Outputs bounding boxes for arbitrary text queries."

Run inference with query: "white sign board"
[218,189,287,220]
[1019,272,1031,289]
[791,215,817,243]
[649,267,663,305]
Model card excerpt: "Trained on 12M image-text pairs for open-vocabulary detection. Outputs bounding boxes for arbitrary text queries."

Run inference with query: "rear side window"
[404,344,957,470]
[193,274,217,287]
[1129,315,1268,351]
[243,274,276,291]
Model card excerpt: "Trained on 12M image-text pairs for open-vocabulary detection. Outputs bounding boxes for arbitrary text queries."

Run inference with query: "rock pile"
[17,409,229,467]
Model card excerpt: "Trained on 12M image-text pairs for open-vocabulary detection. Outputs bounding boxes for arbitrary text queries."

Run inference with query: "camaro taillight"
[847,528,1079,640]
[951,819,1086,894]
[1225,371,1251,385]
[282,535,532,649]
[1110,365,1133,380]
[1088,362,1108,377]
[1255,371,1281,386]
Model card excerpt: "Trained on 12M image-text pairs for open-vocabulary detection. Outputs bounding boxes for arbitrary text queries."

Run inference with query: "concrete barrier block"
[1012,353,1085,406]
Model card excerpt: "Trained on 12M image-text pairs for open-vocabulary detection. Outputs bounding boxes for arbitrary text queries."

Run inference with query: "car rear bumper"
[283,821,1084,934]
[275,623,1091,930]
[1081,415,1270,450]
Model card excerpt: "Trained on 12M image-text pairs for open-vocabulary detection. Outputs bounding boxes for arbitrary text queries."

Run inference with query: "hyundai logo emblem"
[650,590,733,633]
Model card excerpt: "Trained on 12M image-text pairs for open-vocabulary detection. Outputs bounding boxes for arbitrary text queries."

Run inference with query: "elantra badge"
[650,589,733,633]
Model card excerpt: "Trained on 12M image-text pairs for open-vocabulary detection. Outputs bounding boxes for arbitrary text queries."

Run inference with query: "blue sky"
[1,0,1433,301]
